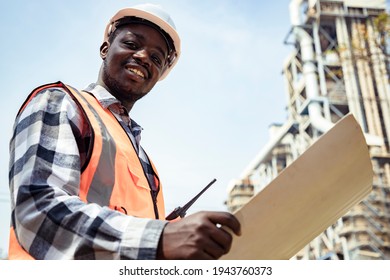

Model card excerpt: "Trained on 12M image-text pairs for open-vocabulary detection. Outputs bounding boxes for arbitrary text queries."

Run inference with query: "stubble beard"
[102,60,147,105]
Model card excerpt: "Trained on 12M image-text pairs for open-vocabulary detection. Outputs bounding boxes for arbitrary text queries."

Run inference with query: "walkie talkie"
[165,178,217,220]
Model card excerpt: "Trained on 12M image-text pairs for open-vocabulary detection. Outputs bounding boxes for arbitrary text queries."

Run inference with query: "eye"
[124,41,138,50]
[151,54,163,67]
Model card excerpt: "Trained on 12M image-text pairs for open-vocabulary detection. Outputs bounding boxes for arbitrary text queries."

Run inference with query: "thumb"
[208,212,241,236]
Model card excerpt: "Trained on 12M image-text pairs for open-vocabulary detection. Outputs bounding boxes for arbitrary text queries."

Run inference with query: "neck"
[97,67,136,112]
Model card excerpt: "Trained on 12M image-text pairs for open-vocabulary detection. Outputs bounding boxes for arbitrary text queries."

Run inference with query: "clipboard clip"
[165,178,217,221]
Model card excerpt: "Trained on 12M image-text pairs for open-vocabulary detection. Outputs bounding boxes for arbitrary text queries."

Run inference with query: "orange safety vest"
[9,82,165,259]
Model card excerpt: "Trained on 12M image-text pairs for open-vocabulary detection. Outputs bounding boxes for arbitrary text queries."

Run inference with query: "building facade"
[227,0,390,260]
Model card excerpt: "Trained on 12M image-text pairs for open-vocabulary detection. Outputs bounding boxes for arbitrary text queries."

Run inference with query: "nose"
[133,49,151,67]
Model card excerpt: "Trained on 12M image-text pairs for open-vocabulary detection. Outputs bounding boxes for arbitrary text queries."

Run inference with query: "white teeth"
[128,68,145,78]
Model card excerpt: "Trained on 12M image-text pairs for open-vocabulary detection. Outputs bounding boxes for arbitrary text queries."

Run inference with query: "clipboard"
[222,114,373,259]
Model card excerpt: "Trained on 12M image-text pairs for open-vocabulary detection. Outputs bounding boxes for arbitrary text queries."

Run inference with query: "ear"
[100,41,110,59]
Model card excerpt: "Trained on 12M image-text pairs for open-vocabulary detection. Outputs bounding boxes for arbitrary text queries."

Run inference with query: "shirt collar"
[83,83,143,132]
[84,83,120,109]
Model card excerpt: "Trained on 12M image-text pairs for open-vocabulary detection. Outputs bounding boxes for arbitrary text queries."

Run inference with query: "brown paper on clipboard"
[221,114,373,260]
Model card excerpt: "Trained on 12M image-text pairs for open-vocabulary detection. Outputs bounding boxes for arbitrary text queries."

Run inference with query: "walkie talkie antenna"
[165,178,217,221]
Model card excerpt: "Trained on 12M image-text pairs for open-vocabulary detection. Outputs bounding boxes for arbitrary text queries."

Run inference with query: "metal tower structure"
[227,0,390,260]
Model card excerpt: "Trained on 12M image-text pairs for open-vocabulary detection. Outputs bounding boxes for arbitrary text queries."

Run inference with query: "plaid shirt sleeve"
[9,87,167,259]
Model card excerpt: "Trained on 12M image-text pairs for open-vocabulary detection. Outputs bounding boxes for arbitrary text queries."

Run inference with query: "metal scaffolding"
[227,0,390,260]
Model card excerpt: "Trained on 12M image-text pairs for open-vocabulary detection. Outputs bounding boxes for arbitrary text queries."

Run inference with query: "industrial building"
[226,0,390,260]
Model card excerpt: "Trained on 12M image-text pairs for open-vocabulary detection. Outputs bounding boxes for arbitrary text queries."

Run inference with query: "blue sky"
[0,0,293,255]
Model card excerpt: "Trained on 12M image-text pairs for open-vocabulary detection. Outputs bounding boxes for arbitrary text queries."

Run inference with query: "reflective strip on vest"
[9,82,165,259]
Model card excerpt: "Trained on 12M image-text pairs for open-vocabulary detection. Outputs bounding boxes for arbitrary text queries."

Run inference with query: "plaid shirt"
[9,83,167,259]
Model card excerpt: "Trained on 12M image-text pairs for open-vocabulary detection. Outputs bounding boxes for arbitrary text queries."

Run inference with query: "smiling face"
[98,23,169,111]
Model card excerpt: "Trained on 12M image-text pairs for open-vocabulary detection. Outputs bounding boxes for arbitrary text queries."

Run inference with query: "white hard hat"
[104,4,181,80]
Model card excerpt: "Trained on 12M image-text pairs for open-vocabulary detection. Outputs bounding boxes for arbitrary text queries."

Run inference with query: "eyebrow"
[126,31,168,58]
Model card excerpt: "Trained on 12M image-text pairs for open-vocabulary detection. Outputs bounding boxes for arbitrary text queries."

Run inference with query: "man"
[8,4,240,260]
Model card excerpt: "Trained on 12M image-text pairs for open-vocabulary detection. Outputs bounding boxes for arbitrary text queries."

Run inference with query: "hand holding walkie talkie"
[165,178,217,220]
[159,178,241,259]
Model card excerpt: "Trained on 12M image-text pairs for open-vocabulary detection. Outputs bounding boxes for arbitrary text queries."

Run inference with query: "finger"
[210,226,233,253]
[202,234,228,259]
[189,249,215,260]
[207,212,241,236]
